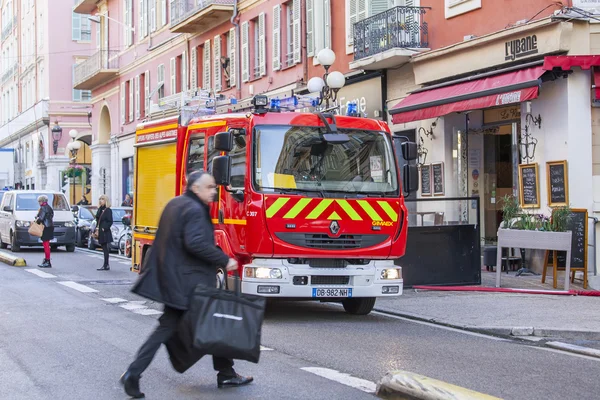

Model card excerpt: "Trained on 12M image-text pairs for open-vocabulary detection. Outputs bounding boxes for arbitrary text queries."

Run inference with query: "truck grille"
[276,233,388,250]
[308,259,348,268]
[312,276,350,285]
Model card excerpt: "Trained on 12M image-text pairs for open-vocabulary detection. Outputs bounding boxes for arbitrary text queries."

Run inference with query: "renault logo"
[329,220,340,235]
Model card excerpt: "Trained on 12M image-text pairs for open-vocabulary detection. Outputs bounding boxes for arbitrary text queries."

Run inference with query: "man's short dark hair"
[186,170,208,192]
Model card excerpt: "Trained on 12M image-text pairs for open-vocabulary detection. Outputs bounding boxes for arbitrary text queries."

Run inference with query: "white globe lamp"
[69,129,78,139]
[316,48,336,67]
[326,71,346,90]
[307,77,325,93]
[72,141,82,150]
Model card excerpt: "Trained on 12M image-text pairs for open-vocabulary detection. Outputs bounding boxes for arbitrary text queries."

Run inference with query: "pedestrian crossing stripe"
[265,197,399,222]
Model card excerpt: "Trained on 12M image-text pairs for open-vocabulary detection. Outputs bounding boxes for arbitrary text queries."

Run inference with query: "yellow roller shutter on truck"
[134,142,177,230]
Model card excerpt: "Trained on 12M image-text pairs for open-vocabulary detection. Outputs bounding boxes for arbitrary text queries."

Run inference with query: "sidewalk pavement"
[376,270,600,343]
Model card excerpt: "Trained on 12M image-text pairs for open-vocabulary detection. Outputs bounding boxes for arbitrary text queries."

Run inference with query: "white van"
[0,190,76,252]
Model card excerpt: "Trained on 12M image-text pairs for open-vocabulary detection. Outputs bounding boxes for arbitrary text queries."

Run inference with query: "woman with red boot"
[36,195,54,268]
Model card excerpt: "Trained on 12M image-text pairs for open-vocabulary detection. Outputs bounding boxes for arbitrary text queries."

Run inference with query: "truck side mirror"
[401,141,418,161]
[3,205,12,212]
[212,155,232,186]
[214,131,233,152]
[403,164,419,195]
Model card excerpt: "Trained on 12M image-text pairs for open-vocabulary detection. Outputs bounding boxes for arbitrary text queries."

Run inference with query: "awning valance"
[390,66,546,124]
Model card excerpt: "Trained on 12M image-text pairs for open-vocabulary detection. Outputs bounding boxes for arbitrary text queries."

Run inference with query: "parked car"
[0,190,76,252]
[88,207,133,252]
[72,205,98,247]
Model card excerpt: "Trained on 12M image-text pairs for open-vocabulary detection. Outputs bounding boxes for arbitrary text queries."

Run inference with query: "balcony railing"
[73,50,120,90]
[353,6,430,61]
[2,16,16,41]
[170,0,235,33]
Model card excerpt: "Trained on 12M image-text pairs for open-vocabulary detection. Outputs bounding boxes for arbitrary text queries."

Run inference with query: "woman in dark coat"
[36,195,54,268]
[95,194,113,271]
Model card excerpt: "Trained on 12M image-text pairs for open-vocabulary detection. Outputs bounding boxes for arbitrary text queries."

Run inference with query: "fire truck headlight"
[246,267,283,279]
[381,268,401,280]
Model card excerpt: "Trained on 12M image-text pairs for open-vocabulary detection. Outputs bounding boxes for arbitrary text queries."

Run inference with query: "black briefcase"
[190,276,266,364]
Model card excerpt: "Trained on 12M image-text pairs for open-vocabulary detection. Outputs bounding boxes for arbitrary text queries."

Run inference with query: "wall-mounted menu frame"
[420,164,432,196]
[432,162,445,196]
[546,160,569,207]
[518,163,540,208]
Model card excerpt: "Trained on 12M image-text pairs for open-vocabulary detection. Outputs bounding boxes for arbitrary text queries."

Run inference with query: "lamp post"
[307,48,346,110]
[66,129,81,162]
[51,121,62,155]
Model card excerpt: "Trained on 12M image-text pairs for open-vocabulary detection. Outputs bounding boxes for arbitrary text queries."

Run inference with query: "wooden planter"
[496,228,572,290]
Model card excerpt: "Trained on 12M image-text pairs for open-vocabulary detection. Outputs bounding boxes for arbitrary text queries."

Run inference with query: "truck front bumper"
[239,258,403,298]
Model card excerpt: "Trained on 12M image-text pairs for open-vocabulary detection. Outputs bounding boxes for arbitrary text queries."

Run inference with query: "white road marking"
[119,261,131,265]
[57,281,98,293]
[129,300,147,305]
[119,303,147,311]
[260,346,273,351]
[132,308,163,316]
[301,367,376,394]
[101,298,128,304]
[25,269,56,279]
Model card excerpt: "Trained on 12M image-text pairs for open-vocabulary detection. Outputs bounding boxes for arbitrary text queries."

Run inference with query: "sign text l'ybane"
[505,35,538,61]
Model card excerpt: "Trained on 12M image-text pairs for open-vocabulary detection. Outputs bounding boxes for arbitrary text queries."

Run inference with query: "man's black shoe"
[120,371,145,398]
[217,373,254,388]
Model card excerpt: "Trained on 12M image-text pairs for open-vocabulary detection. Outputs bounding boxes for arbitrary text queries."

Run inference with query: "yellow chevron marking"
[306,199,333,219]
[283,198,312,219]
[357,200,382,221]
[327,211,342,220]
[336,200,362,221]
[266,197,290,218]
[378,201,399,222]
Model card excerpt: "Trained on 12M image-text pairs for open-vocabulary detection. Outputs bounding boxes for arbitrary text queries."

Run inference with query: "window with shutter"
[170,57,176,95]
[121,82,125,124]
[306,0,314,57]
[144,70,150,115]
[191,48,197,89]
[135,75,140,119]
[324,0,331,49]
[161,0,167,26]
[72,12,81,41]
[370,0,389,15]
[157,64,164,99]
[150,0,156,31]
[182,51,188,91]
[213,36,221,92]
[272,5,281,71]
[129,79,134,122]
[258,13,266,76]
[292,0,301,64]
[241,21,249,83]
[229,28,236,87]
[139,0,148,39]
[203,40,211,90]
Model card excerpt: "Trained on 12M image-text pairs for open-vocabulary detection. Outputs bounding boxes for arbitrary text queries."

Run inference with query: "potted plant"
[65,164,84,178]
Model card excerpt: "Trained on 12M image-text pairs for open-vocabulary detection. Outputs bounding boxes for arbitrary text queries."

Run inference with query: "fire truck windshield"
[253,125,399,197]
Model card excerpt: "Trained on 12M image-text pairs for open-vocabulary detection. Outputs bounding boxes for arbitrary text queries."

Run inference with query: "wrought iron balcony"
[170,0,235,34]
[73,50,120,91]
[351,6,430,70]
[73,0,98,14]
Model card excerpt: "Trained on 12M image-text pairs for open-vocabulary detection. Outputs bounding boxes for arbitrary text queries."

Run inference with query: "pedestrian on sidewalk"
[95,195,113,271]
[36,195,54,268]
[120,171,252,399]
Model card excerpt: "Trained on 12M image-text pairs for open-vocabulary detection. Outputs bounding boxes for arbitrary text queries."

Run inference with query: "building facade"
[0,0,93,199]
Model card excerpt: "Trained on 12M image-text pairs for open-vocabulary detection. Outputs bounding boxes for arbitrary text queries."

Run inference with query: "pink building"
[73,0,309,205]
[0,0,93,194]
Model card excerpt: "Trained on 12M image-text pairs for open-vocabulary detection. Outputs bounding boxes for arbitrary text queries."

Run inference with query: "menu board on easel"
[518,163,540,208]
[546,208,588,272]
[547,160,568,206]
[432,162,444,196]
[420,164,432,196]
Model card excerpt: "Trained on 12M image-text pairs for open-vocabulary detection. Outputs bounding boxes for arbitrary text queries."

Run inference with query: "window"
[214,36,222,91]
[139,0,148,39]
[157,64,165,99]
[285,2,294,67]
[241,21,249,82]
[129,78,134,121]
[307,0,331,59]
[191,47,198,89]
[144,70,150,116]
[16,193,70,211]
[202,41,211,90]
[72,8,91,41]
[135,75,140,119]
[181,51,187,92]
[170,57,176,95]
[253,19,260,79]
[228,28,236,87]
[123,157,134,198]
[187,135,205,174]
[124,0,133,46]
[229,136,247,189]
[206,136,220,174]
[121,82,126,124]
[161,0,167,27]
[150,0,156,32]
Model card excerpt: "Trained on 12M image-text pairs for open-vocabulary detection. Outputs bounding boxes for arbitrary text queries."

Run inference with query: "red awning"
[543,55,600,71]
[390,66,546,124]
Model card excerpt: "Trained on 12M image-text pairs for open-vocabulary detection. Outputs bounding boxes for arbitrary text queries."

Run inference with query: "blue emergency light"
[347,102,358,117]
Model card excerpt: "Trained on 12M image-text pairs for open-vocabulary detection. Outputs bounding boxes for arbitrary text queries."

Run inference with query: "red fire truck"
[132,93,418,315]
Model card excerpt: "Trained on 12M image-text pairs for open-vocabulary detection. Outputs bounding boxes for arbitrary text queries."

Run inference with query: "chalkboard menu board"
[546,208,588,270]
[420,164,431,196]
[547,160,568,206]
[518,163,539,208]
[432,162,444,196]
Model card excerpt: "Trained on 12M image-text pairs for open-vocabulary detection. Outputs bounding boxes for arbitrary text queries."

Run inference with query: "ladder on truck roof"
[147,88,237,122]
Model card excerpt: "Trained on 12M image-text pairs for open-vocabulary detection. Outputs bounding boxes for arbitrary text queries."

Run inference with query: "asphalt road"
[2,247,599,400]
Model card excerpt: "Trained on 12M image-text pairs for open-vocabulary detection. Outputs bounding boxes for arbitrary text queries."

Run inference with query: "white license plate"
[312,288,352,298]
[39,238,57,243]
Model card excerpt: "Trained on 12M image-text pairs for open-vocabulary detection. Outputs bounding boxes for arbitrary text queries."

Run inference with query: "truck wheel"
[342,297,376,315]
[66,244,75,252]
[10,232,21,252]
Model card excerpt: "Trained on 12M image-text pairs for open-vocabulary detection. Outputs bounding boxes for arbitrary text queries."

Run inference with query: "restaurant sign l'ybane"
[505,35,538,61]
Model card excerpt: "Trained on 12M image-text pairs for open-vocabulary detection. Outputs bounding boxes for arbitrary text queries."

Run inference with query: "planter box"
[496,228,572,290]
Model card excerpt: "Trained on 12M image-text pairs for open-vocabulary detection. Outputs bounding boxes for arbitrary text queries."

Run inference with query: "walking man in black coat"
[120,171,253,398]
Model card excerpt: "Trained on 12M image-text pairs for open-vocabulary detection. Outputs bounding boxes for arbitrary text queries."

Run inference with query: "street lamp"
[308,48,346,110]
[88,14,135,32]
[51,121,62,155]
[66,129,81,162]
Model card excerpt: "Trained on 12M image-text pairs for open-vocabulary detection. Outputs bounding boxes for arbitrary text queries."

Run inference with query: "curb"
[376,370,502,400]
[546,341,600,359]
[373,308,600,341]
[0,250,26,267]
